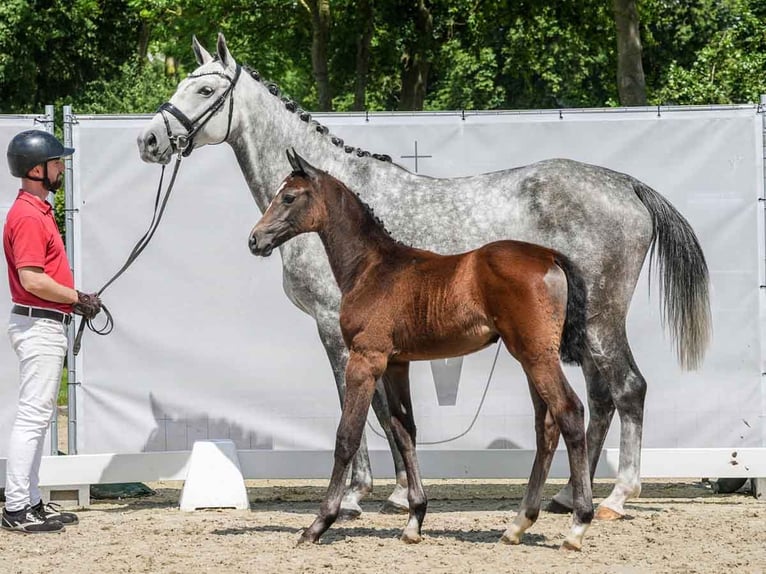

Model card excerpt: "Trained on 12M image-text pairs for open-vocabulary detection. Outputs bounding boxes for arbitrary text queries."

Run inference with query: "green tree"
[0,0,140,113]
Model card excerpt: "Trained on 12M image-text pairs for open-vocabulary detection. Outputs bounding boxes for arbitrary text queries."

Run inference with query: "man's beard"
[48,172,64,192]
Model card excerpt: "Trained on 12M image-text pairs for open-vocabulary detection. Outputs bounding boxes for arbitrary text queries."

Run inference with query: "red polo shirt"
[3,190,74,313]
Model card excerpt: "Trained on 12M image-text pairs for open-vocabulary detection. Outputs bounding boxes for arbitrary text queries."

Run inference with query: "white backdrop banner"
[69,107,764,467]
[0,113,56,457]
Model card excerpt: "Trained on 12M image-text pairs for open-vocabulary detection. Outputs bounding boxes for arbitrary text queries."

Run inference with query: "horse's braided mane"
[243,65,392,164]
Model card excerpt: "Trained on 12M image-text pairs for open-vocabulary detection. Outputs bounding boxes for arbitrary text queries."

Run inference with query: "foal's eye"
[282,194,296,205]
[197,86,214,96]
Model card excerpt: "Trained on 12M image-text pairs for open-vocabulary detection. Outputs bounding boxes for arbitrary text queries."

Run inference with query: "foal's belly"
[392,324,499,362]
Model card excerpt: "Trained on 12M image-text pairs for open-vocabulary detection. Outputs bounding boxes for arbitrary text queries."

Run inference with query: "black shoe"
[31,501,79,526]
[1,506,65,533]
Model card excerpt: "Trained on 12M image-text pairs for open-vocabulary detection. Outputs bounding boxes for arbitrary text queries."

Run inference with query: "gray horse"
[137,34,711,520]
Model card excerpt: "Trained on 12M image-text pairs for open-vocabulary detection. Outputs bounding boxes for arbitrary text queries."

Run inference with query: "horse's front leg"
[317,315,407,519]
[299,349,387,544]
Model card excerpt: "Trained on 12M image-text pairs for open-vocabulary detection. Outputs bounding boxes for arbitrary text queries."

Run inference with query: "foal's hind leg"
[520,358,593,550]
[317,320,406,519]
[382,362,427,543]
[501,378,560,545]
[299,349,386,544]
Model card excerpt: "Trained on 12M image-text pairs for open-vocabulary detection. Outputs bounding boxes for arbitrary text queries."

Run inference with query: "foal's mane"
[292,168,406,247]
[235,62,392,164]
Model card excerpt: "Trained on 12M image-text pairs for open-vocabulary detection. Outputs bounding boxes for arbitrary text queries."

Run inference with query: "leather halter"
[156,63,242,157]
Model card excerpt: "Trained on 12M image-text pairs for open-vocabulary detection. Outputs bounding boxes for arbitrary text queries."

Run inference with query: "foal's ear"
[216,32,234,68]
[291,149,320,179]
[192,35,213,65]
[286,148,303,174]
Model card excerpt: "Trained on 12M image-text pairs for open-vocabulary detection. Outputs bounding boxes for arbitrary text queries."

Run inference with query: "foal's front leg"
[299,349,386,544]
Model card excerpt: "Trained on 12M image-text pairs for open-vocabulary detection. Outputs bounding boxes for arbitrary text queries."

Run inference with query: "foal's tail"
[632,181,711,370]
[555,255,588,366]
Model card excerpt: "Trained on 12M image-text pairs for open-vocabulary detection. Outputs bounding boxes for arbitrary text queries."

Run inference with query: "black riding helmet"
[7,130,75,189]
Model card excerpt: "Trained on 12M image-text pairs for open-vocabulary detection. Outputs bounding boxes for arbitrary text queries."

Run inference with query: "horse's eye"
[283,194,296,205]
[198,86,214,96]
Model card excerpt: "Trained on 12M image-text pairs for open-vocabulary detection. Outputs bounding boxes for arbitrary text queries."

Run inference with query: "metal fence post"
[63,105,78,455]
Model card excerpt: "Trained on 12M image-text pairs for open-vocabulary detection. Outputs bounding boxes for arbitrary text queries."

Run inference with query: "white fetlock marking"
[599,481,639,516]
[563,521,588,550]
[501,516,533,545]
[401,516,422,543]
[387,484,410,509]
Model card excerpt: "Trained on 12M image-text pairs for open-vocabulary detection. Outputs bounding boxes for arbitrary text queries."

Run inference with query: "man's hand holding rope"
[74,290,103,320]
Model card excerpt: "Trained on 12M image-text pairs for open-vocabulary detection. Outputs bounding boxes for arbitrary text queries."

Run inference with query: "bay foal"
[249,150,593,549]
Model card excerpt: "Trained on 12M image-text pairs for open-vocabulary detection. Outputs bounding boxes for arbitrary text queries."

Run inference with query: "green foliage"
[67,60,178,114]
[0,0,140,113]
[1,0,765,116]
[426,42,505,110]
[643,0,766,104]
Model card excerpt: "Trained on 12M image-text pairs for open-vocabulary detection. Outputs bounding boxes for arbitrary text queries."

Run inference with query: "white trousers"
[5,314,68,512]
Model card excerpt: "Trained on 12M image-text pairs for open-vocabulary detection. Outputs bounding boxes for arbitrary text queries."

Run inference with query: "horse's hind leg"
[550,325,646,520]
[382,362,427,543]
[299,349,386,544]
[501,377,560,545]
[317,320,406,519]
[590,327,646,519]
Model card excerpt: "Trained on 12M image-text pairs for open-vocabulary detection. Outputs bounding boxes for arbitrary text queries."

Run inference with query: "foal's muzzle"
[249,231,274,257]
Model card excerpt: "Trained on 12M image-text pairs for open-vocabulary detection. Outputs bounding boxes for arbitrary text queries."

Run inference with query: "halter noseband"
[156,63,242,157]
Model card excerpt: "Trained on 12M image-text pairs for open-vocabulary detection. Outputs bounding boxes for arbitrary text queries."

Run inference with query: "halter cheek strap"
[157,63,242,157]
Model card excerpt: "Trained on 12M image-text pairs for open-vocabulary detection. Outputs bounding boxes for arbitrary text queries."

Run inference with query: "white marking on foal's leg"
[500,513,535,545]
[561,521,589,551]
[400,514,423,544]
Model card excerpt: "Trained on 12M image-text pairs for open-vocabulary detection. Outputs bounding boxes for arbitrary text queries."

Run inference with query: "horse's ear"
[191,35,213,65]
[216,32,234,69]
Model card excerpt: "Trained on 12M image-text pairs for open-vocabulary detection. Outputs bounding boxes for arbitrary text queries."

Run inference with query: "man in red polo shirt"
[2,130,102,533]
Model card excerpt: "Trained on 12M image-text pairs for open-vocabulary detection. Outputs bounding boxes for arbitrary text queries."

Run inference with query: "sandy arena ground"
[1,479,764,573]
[0,413,763,573]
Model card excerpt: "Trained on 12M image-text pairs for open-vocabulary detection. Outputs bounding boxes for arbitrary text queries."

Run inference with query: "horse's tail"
[632,180,711,370]
[555,254,588,366]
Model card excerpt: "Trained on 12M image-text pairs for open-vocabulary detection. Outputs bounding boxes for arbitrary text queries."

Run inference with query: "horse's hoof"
[379,500,409,514]
[337,507,362,521]
[561,538,582,552]
[499,533,522,545]
[594,505,624,521]
[401,531,422,544]
[546,499,572,514]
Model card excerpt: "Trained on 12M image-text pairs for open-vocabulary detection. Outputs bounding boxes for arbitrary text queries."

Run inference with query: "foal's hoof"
[296,530,317,546]
[594,505,624,521]
[379,500,409,515]
[401,530,422,544]
[499,533,522,545]
[545,499,572,514]
[560,538,582,552]
[337,507,362,521]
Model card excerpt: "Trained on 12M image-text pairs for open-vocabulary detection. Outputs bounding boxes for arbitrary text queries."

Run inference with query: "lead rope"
[365,341,502,445]
[73,153,184,355]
